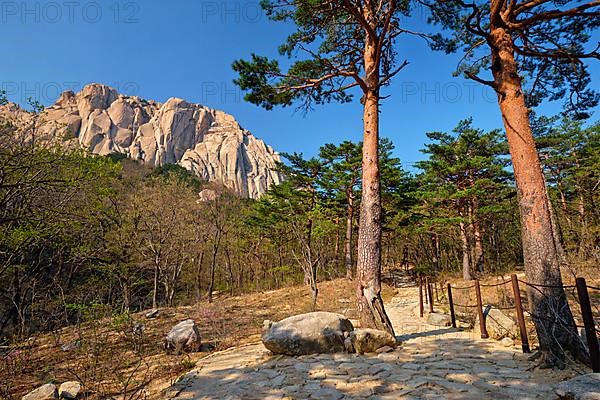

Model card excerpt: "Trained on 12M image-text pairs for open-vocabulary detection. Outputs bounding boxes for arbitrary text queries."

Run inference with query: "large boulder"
[262,312,354,356]
[164,319,201,354]
[22,383,57,400]
[347,328,397,354]
[475,305,517,340]
[554,374,600,400]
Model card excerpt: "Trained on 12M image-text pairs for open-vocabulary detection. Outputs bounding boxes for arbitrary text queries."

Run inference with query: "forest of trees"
[1,104,597,344]
[0,0,597,369]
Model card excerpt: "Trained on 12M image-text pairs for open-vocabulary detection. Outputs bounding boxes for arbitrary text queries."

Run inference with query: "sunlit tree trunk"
[490,26,584,366]
[355,32,394,335]
[345,190,354,279]
[459,219,472,280]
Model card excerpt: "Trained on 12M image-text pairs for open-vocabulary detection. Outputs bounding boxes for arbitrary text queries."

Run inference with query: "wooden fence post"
[511,274,530,353]
[575,277,600,373]
[419,276,424,318]
[447,283,457,328]
[475,279,488,339]
[424,276,429,304]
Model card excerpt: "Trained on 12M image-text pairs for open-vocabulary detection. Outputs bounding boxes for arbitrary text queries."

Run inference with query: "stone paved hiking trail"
[165,283,574,399]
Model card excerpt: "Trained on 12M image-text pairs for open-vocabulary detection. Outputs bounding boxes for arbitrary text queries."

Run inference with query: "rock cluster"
[22,381,81,400]
[0,83,283,198]
[21,384,57,400]
[261,312,397,356]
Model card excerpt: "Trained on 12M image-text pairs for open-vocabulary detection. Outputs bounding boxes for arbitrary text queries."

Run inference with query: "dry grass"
[0,278,396,399]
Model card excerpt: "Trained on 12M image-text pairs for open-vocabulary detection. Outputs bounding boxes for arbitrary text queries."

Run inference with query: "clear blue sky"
[1,0,597,169]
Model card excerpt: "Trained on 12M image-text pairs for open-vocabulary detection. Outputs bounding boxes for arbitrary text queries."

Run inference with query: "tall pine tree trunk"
[459,219,472,280]
[356,83,394,335]
[490,27,584,366]
[471,202,484,273]
[334,216,340,263]
[345,191,354,279]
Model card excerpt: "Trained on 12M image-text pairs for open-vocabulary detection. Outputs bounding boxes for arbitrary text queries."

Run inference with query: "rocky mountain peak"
[1,83,283,199]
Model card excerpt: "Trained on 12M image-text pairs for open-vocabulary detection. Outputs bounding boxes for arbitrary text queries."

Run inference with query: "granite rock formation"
[0,83,282,198]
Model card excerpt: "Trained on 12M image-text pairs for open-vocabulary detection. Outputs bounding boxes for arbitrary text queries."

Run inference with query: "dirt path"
[165,283,575,399]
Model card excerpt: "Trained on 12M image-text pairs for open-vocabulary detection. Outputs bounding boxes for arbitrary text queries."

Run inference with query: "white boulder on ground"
[554,374,600,400]
[262,312,354,356]
[347,328,397,354]
[58,381,81,399]
[21,383,57,400]
[475,305,517,340]
[164,319,201,354]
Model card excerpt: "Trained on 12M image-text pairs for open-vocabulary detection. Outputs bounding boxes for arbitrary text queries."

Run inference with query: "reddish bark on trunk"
[490,26,584,366]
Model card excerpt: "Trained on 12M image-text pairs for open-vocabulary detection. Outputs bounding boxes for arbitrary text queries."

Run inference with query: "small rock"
[349,328,397,354]
[22,383,57,400]
[427,312,452,327]
[500,337,514,347]
[60,340,81,352]
[132,323,145,336]
[58,381,81,399]
[164,319,201,354]
[376,345,394,354]
[555,374,600,399]
[475,305,517,340]
[145,309,159,319]
[337,298,352,304]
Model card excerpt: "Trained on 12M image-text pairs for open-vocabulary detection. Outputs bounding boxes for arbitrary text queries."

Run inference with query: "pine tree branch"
[465,71,498,89]
[514,42,600,60]
[511,1,600,28]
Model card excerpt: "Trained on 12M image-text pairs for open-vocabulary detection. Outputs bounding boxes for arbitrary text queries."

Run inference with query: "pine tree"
[537,118,600,258]
[416,119,511,279]
[320,141,362,279]
[426,0,598,366]
[233,1,420,334]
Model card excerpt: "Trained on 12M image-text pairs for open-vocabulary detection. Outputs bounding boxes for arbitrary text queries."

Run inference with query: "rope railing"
[518,279,577,289]
[451,283,476,290]
[479,280,511,288]
[417,273,599,372]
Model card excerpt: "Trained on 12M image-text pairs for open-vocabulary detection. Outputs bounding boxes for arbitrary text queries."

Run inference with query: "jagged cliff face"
[1,83,282,199]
